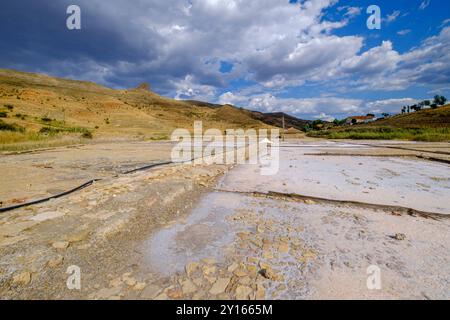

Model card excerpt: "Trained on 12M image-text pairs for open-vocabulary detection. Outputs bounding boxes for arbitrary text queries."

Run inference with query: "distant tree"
[434,95,440,105]
[382,113,390,118]
[407,105,410,113]
[424,100,431,106]
[351,118,357,125]
[434,95,447,106]
[366,113,375,117]
[431,103,438,109]
[401,106,406,114]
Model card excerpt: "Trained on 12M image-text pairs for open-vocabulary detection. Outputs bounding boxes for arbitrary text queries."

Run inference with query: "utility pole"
[282,114,285,142]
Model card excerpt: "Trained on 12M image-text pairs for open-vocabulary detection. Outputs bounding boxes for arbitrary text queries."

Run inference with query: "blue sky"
[0,0,449,120]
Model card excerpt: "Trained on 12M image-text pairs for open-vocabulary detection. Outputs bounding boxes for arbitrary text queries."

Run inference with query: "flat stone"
[0,221,38,237]
[278,242,289,253]
[180,279,197,294]
[185,262,199,277]
[12,271,31,285]
[47,256,64,268]
[202,265,216,276]
[67,230,90,243]
[202,258,216,265]
[235,285,253,300]
[233,268,247,277]
[255,284,266,300]
[52,241,70,249]
[227,262,238,272]
[94,286,123,300]
[0,235,27,247]
[133,282,147,291]
[109,277,123,287]
[209,277,231,295]
[141,284,162,299]
[30,211,65,222]
[166,287,183,299]
[122,273,137,286]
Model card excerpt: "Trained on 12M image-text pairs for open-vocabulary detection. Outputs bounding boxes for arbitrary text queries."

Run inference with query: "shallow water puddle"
[142,192,237,276]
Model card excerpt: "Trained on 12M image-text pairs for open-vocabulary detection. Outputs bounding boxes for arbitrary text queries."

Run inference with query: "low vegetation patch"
[0,119,25,132]
[307,127,450,142]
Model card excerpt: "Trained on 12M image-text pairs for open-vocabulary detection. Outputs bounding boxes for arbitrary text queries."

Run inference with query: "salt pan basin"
[219,145,450,214]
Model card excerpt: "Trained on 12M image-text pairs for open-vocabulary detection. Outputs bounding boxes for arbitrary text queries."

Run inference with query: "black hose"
[0,148,242,213]
[0,160,176,213]
[0,179,102,213]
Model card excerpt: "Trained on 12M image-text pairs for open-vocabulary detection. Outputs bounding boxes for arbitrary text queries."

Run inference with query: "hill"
[249,111,311,131]
[0,69,278,151]
[370,105,450,128]
[307,105,450,142]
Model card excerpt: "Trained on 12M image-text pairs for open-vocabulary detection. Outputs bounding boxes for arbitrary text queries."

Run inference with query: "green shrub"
[4,104,14,110]
[0,120,25,132]
[0,112,7,118]
[39,127,61,135]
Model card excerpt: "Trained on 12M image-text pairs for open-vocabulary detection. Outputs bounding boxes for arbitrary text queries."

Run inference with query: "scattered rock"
[133,282,147,291]
[141,284,162,299]
[180,279,197,294]
[109,277,123,287]
[255,284,266,300]
[259,266,283,281]
[233,268,247,277]
[30,211,64,222]
[47,256,64,268]
[278,242,289,253]
[166,286,183,299]
[235,285,253,300]
[52,241,69,249]
[0,221,38,237]
[256,225,265,234]
[185,262,199,277]
[238,276,251,285]
[67,230,90,243]
[202,265,216,276]
[122,273,137,286]
[227,262,238,273]
[209,277,231,295]
[262,250,273,260]
[93,286,123,300]
[393,233,406,241]
[154,292,168,300]
[12,271,31,285]
[202,258,216,265]
[304,199,316,205]
[0,235,27,247]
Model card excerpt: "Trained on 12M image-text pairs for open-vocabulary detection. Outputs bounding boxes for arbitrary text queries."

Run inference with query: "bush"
[0,112,8,118]
[15,113,26,120]
[41,117,52,122]
[0,120,25,132]
[39,127,61,135]
[81,131,93,139]
[4,104,13,110]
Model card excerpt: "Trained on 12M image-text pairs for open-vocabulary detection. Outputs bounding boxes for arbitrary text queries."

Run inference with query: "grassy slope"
[0,69,273,151]
[308,105,450,142]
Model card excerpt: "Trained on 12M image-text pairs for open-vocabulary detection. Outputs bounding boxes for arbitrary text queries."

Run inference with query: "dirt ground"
[0,139,449,300]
